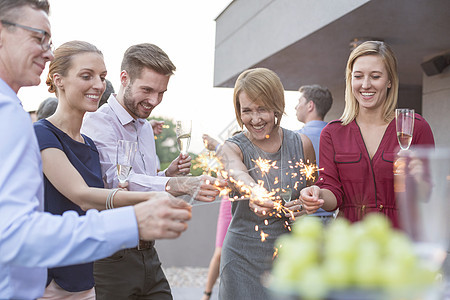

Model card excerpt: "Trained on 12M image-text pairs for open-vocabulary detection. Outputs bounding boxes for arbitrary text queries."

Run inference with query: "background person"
[201,134,232,300]
[36,96,57,120]
[217,68,316,299]
[295,84,335,223]
[98,78,114,107]
[82,43,225,300]
[0,1,191,299]
[300,41,435,227]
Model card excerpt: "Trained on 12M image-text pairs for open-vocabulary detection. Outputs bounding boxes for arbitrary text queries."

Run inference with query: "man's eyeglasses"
[1,20,54,52]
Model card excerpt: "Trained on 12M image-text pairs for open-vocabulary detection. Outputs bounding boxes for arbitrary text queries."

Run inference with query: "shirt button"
[379,204,383,211]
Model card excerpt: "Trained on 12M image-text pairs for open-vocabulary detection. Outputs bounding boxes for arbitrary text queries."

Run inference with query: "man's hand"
[191,175,227,202]
[150,120,164,135]
[133,192,192,240]
[299,185,324,214]
[165,153,192,177]
[202,134,219,151]
[166,175,227,202]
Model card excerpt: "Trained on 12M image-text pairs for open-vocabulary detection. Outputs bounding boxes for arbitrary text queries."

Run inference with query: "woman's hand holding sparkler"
[299,185,324,214]
[283,199,307,221]
[248,184,275,218]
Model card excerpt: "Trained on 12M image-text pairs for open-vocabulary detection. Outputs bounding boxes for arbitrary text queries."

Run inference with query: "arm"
[217,141,274,217]
[284,133,317,218]
[300,133,317,186]
[299,127,341,214]
[40,147,161,211]
[0,101,138,267]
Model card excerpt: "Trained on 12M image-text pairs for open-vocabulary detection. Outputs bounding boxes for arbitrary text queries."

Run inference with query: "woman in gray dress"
[218,68,316,299]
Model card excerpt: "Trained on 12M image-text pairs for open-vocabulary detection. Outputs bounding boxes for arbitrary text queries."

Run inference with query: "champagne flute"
[280,188,292,203]
[116,140,137,185]
[395,108,415,151]
[176,120,192,155]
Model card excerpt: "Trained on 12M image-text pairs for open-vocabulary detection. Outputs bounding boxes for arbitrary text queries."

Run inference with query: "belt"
[137,240,154,250]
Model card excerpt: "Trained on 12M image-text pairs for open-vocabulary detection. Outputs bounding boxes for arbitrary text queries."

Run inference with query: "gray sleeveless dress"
[219,128,306,300]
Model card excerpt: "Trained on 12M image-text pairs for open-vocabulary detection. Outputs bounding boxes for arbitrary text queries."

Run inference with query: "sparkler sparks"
[252,157,278,176]
[260,230,269,242]
[192,150,320,246]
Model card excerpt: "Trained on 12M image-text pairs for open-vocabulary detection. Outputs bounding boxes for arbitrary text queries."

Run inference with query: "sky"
[19,0,302,153]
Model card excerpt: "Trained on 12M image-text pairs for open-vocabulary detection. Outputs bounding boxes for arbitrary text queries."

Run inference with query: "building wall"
[422,62,450,148]
[214,0,369,86]
[155,197,220,267]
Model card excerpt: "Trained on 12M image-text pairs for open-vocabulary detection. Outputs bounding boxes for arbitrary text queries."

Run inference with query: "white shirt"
[82,94,169,191]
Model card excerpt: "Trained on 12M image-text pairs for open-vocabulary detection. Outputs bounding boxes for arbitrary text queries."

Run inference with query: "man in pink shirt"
[82,43,224,299]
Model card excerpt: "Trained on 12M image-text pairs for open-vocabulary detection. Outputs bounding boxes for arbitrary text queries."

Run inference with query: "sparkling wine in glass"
[395,108,414,150]
[176,120,192,155]
[280,188,292,203]
[116,140,137,184]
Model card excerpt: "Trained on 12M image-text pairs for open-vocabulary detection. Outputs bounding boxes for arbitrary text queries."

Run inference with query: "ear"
[120,70,129,87]
[53,73,63,89]
[387,81,392,89]
[307,100,315,112]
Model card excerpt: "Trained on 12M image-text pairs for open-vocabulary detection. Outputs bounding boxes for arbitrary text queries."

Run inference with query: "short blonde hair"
[341,41,399,125]
[233,68,285,128]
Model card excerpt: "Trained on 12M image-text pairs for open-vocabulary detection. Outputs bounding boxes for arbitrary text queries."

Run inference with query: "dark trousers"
[94,247,172,300]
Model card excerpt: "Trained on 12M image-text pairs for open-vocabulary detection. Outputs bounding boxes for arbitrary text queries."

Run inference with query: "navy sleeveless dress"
[34,119,104,292]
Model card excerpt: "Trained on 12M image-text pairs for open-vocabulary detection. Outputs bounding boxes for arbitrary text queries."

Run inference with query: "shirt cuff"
[100,206,139,250]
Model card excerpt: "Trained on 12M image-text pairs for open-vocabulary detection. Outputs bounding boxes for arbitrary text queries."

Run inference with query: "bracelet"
[106,188,121,210]
[203,291,212,297]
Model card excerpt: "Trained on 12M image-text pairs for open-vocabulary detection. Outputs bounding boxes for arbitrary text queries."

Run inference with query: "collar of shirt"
[107,94,146,129]
[0,78,21,105]
[303,120,328,129]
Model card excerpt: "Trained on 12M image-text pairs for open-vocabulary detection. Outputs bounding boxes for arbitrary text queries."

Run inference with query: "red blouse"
[316,114,435,227]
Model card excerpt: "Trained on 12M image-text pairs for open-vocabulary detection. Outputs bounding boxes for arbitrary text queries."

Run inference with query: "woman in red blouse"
[300,41,434,227]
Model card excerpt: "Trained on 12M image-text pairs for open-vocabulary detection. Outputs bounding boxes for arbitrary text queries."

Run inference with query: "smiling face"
[120,67,169,119]
[351,54,392,112]
[0,6,54,92]
[239,91,277,141]
[56,52,107,113]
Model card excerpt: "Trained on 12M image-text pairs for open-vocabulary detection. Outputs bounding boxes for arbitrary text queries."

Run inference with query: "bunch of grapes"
[271,214,439,299]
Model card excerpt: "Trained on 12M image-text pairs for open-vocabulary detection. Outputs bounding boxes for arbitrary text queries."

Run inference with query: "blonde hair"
[341,41,399,125]
[233,68,285,128]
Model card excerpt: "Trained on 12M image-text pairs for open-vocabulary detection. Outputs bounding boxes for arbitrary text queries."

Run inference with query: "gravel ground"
[164,267,217,288]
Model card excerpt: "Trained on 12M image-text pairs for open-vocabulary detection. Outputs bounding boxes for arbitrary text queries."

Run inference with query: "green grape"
[292,216,323,241]
[362,213,392,246]
[353,255,381,288]
[322,259,351,289]
[296,266,328,300]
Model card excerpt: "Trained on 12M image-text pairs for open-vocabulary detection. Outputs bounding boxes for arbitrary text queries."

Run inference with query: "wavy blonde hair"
[341,41,399,125]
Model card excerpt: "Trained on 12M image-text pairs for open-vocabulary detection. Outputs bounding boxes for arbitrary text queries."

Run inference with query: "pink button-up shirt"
[81,94,169,191]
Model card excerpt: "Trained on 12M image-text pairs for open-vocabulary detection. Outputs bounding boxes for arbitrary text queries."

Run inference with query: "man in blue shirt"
[295,84,334,222]
[0,1,191,299]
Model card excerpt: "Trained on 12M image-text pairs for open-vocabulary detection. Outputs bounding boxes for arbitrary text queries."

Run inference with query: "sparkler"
[192,150,320,243]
